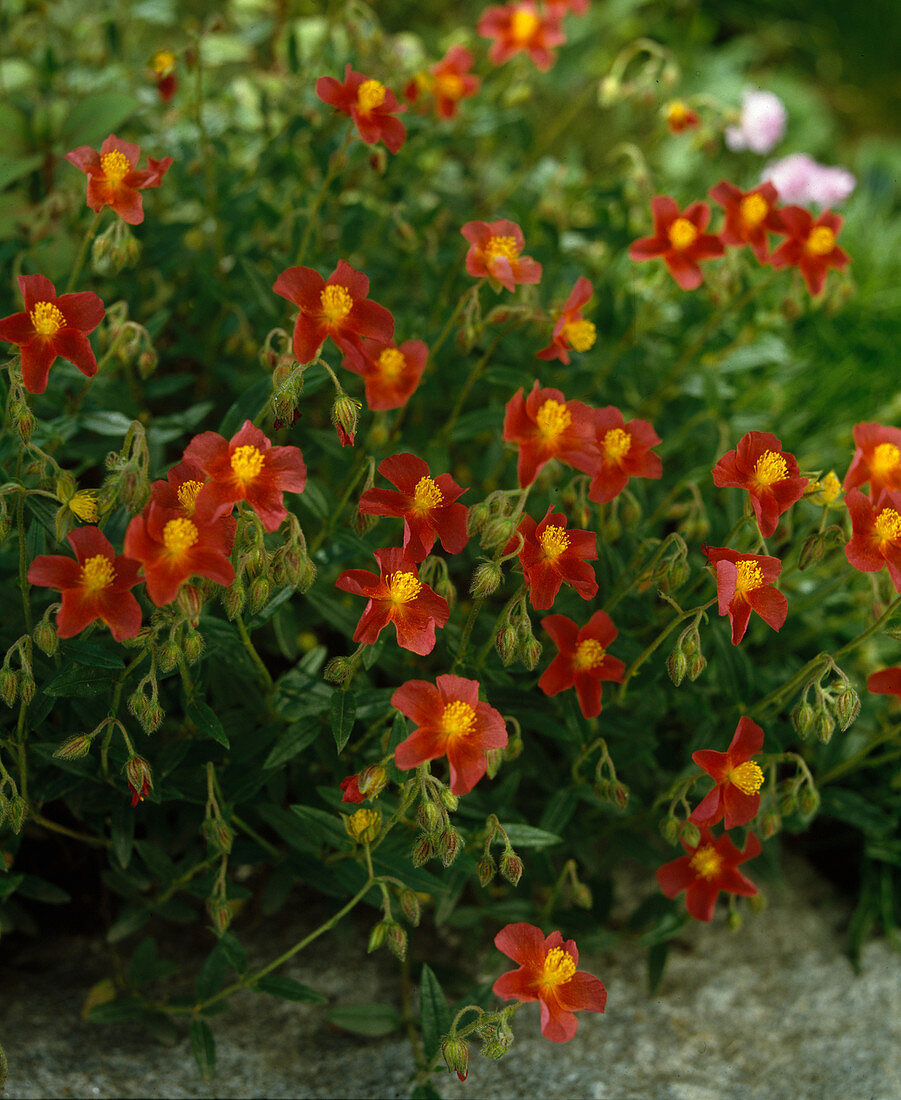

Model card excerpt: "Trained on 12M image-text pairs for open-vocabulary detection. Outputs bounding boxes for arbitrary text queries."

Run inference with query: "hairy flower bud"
[417,799,442,833]
[207,896,232,936]
[485,747,504,780]
[832,685,860,731]
[572,881,593,909]
[248,575,271,615]
[221,579,246,620]
[386,921,408,960]
[477,854,497,887]
[792,701,815,739]
[499,850,523,886]
[680,821,701,848]
[438,787,459,813]
[799,532,825,572]
[661,816,680,846]
[0,668,17,708]
[358,764,388,799]
[367,921,388,953]
[442,1037,470,1082]
[54,734,92,760]
[157,640,180,674]
[521,636,542,671]
[759,811,781,839]
[400,888,421,927]
[411,834,434,868]
[6,794,27,833]
[727,909,743,933]
[323,656,354,685]
[798,787,821,816]
[184,629,204,664]
[332,393,359,444]
[666,647,687,687]
[439,827,461,867]
[496,625,518,666]
[687,654,707,682]
[142,701,164,735]
[470,561,502,598]
[203,819,234,855]
[815,712,835,744]
[19,675,35,706]
[177,583,204,623]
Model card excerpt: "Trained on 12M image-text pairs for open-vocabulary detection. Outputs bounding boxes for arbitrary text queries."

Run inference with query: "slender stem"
[295,124,354,266]
[29,812,109,848]
[428,287,476,365]
[231,812,283,859]
[616,598,716,702]
[234,614,274,693]
[834,594,901,660]
[16,485,33,634]
[308,450,369,554]
[438,327,508,446]
[65,209,103,293]
[452,597,484,671]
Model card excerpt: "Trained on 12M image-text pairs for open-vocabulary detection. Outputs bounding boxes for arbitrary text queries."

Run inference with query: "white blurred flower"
[725,89,787,154]
[762,152,856,206]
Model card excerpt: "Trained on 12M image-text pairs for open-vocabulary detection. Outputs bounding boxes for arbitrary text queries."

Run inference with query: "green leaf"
[647,941,670,994]
[820,788,893,837]
[87,997,144,1023]
[330,690,356,754]
[219,378,271,438]
[262,720,320,769]
[197,944,230,1001]
[62,93,140,146]
[290,804,353,850]
[0,874,23,899]
[190,1018,216,1082]
[127,937,160,986]
[253,975,327,1003]
[498,823,562,850]
[139,1010,179,1046]
[326,1003,401,1037]
[111,798,134,870]
[16,874,70,904]
[186,699,229,748]
[0,153,44,191]
[411,1084,442,1100]
[419,965,452,1061]
[81,410,136,436]
[61,638,125,669]
[217,932,247,974]
[43,665,119,697]
[107,905,150,943]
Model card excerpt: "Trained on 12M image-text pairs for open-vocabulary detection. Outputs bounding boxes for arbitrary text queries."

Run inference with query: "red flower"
[128,776,151,807]
[65,134,172,225]
[357,453,468,562]
[843,422,901,500]
[405,46,480,120]
[0,274,104,394]
[867,668,901,699]
[657,827,761,922]
[341,338,427,411]
[629,196,724,290]
[461,220,542,293]
[844,489,901,591]
[502,381,598,488]
[27,526,141,642]
[340,774,365,804]
[183,420,307,533]
[149,458,237,553]
[586,406,663,504]
[712,431,808,538]
[702,546,787,645]
[392,674,508,795]
[664,100,700,133]
[689,717,766,829]
[492,922,607,1043]
[536,276,596,364]
[538,611,625,719]
[124,502,235,608]
[506,508,598,610]
[150,49,177,102]
[273,260,395,365]
[315,65,406,153]
[477,3,566,72]
[709,180,784,264]
[544,0,590,15]
[335,547,449,656]
[769,207,850,296]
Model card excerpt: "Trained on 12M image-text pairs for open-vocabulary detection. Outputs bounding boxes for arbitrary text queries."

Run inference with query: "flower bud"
[248,575,271,615]
[521,636,542,671]
[496,625,518,666]
[727,909,743,933]
[137,350,157,378]
[210,820,234,855]
[661,816,680,845]
[33,618,58,657]
[126,755,153,797]
[358,764,388,799]
[296,556,316,593]
[477,854,497,887]
[779,793,798,817]
[680,821,701,848]
[177,583,204,623]
[485,747,504,780]
[687,654,707,682]
[792,701,815,739]
[221,579,246,620]
[439,828,461,867]
[611,783,629,810]
[141,700,164,735]
[207,896,232,936]
[368,921,388,953]
[666,647,687,686]
[467,501,490,536]
[748,891,767,913]
[417,799,442,833]
[157,640,180,674]
[184,629,204,664]
[815,711,835,743]
[832,685,860,731]
[54,734,92,760]
[798,787,820,816]
[19,675,35,706]
[332,393,359,444]
[56,471,76,503]
[438,787,458,813]
[13,404,35,441]
[323,656,354,685]
[499,850,523,886]
[386,921,407,960]
[411,834,434,868]
[470,560,503,598]
[400,888,421,926]
[442,1037,470,1082]
[481,516,517,551]
[572,882,593,909]
[0,668,17,708]
[6,795,27,833]
[759,811,781,839]
[799,532,825,571]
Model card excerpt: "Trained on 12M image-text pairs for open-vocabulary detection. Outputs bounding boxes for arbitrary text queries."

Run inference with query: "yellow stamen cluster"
[484,235,521,263]
[665,101,690,127]
[806,226,836,256]
[573,638,605,670]
[603,427,632,461]
[735,559,764,595]
[100,150,132,183]
[163,517,199,555]
[562,319,596,352]
[413,475,443,511]
[434,72,465,100]
[729,760,765,796]
[442,700,477,738]
[231,445,265,483]
[345,808,382,843]
[872,443,900,478]
[510,8,540,42]
[80,554,115,592]
[30,301,65,337]
[668,217,698,250]
[176,479,204,514]
[539,523,570,560]
[739,193,769,228]
[151,49,176,76]
[387,571,422,604]
[540,947,576,987]
[320,284,353,325]
[754,449,788,486]
[875,508,901,541]
[689,844,723,880]
[377,347,406,379]
[810,471,841,505]
[357,79,387,113]
[536,399,571,441]
[68,489,98,522]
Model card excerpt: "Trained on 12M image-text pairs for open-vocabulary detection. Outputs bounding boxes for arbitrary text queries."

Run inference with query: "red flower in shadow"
[689,717,765,829]
[538,611,625,718]
[657,827,761,922]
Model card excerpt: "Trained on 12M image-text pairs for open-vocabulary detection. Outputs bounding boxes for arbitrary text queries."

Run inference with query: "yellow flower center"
[806,226,836,256]
[573,638,605,670]
[739,193,769,228]
[413,475,443,511]
[753,449,788,487]
[872,443,900,479]
[535,399,571,442]
[320,284,354,325]
[484,235,521,263]
[230,445,265,483]
[357,79,387,113]
[510,8,540,42]
[100,150,132,183]
[811,471,841,504]
[668,217,698,250]
[603,427,632,461]
[30,301,65,337]
[562,319,596,352]
[68,489,98,522]
[728,760,765,796]
[377,347,406,380]
[442,699,477,738]
[875,508,901,541]
[387,570,422,605]
[666,101,689,126]
[434,71,465,100]
[539,523,570,560]
[347,807,381,840]
[151,49,176,76]
[176,479,204,514]
[689,844,723,880]
[735,559,764,596]
[80,554,115,592]
[540,947,576,987]
[163,517,199,555]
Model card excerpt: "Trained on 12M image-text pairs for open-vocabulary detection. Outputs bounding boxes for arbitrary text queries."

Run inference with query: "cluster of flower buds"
[127,669,164,734]
[0,637,35,709]
[495,589,541,670]
[479,816,524,887]
[666,618,707,687]
[92,219,141,276]
[411,783,460,868]
[5,364,35,442]
[467,488,524,553]
[417,554,456,610]
[475,1005,517,1060]
[791,662,860,743]
[99,419,152,515]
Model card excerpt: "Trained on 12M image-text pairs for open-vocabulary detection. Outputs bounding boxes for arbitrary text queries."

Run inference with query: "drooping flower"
[126,756,153,807]
[335,546,449,655]
[724,89,786,154]
[357,453,468,562]
[761,153,856,207]
[664,100,700,133]
[867,668,901,699]
[538,611,625,719]
[150,49,177,102]
[339,774,366,804]
[315,65,406,153]
[0,274,105,394]
[273,260,395,364]
[586,406,663,504]
[502,381,598,488]
[536,276,596,364]
[404,46,480,120]
[709,180,785,264]
[657,827,761,922]
[492,922,607,1042]
[341,338,427,411]
[183,420,307,533]
[689,716,766,829]
[148,458,236,553]
[65,134,172,225]
[844,489,901,591]
[461,220,542,293]
[392,674,508,795]
[477,2,566,72]
[702,545,787,645]
[27,526,142,642]
[769,207,850,296]
[629,196,724,290]
[843,423,901,500]
[712,431,808,538]
[506,508,598,610]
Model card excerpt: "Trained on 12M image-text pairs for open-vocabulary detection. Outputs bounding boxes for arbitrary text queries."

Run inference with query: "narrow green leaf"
[218,932,248,974]
[43,665,119,697]
[87,998,144,1023]
[289,804,353,850]
[127,937,159,986]
[197,944,230,1001]
[186,699,229,748]
[498,823,562,850]
[190,1018,216,1082]
[330,689,356,754]
[110,798,134,870]
[16,874,70,904]
[254,975,327,1003]
[263,720,320,769]
[419,965,452,1060]
[326,1003,401,1037]
[647,941,669,995]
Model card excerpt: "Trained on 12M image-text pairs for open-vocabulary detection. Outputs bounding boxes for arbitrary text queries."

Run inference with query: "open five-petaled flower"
[712,431,808,538]
[538,611,625,718]
[587,406,663,504]
[689,716,766,829]
[65,134,172,224]
[315,66,406,153]
[843,422,901,500]
[506,508,598,610]
[405,46,481,120]
[629,196,724,290]
[703,545,787,645]
[461,219,542,293]
[503,381,597,488]
[657,827,761,922]
[709,180,785,264]
[844,488,901,591]
[769,206,849,296]
[477,2,566,71]
[536,276,596,364]
[341,338,427,410]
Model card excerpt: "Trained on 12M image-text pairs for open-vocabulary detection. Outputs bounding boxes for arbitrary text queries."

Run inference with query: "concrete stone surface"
[1,853,900,1099]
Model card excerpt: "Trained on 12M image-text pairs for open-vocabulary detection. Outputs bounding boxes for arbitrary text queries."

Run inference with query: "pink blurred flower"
[761,153,856,207]
[724,90,786,155]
